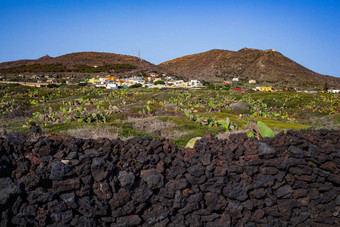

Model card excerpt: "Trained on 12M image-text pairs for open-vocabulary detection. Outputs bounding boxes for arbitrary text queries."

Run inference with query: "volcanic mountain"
[0,52,160,75]
[1,49,339,88]
[159,48,340,88]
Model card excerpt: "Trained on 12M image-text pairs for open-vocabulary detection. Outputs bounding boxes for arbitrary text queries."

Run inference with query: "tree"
[130,83,142,88]
[323,81,329,92]
[138,71,147,77]
[201,80,210,86]
[223,85,231,91]
[154,80,165,85]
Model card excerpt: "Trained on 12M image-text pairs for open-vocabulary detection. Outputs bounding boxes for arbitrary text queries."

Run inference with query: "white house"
[95,84,106,88]
[173,80,184,85]
[106,83,118,90]
[328,89,340,93]
[232,78,239,82]
[165,76,174,81]
[189,80,202,87]
[99,77,107,85]
[136,77,144,83]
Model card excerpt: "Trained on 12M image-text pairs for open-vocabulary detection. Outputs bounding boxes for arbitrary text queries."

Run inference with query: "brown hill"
[159,48,340,88]
[0,52,160,74]
[1,49,339,88]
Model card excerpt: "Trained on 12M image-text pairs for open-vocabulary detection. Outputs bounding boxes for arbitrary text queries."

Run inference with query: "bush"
[222,85,231,91]
[202,80,210,86]
[47,84,60,88]
[154,81,165,85]
[130,83,142,88]
[208,84,223,90]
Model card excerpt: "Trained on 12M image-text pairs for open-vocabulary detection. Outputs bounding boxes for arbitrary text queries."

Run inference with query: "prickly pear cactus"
[184,109,190,118]
[246,130,256,138]
[185,137,201,148]
[257,121,275,138]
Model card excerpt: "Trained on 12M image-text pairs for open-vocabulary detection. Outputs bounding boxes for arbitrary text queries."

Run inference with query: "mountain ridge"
[159,48,340,88]
[0,51,160,75]
[1,49,339,88]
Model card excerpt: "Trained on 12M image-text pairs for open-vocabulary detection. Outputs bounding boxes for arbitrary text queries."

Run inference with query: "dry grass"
[216,132,230,140]
[309,115,340,130]
[127,117,175,135]
[127,117,188,139]
[216,129,249,140]
[67,126,121,140]
[160,129,189,140]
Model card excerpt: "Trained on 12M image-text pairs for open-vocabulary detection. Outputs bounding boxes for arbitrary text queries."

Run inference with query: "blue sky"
[0,0,339,77]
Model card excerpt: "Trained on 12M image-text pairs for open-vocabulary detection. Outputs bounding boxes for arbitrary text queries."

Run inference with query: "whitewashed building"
[106,83,118,90]
[165,76,174,81]
[189,80,202,87]
[328,89,340,93]
[99,77,107,85]
[174,80,184,85]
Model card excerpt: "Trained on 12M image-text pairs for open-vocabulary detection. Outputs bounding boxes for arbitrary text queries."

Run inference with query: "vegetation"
[154,80,165,85]
[1,83,339,148]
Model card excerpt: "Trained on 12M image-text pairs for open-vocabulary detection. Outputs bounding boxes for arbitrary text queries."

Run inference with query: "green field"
[1,83,339,148]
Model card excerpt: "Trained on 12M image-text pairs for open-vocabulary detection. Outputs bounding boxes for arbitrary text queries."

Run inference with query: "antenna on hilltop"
[138,50,141,60]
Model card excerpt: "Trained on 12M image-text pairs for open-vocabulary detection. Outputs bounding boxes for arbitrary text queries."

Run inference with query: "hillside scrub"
[0,84,339,147]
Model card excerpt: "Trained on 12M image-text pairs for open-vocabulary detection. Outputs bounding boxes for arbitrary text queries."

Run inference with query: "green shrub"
[130,83,142,88]
[47,84,59,88]
[154,81,165,85]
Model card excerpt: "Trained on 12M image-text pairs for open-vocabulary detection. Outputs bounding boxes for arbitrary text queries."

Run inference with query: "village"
[85,74,340,93]
[0,72,339,93]
[86,75,272,91]
[87,74,202,89]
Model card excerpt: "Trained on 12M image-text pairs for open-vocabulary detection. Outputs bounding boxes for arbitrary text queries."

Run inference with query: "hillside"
[1,49,340,88]
[159,48,340,88]
[0,52,160,75]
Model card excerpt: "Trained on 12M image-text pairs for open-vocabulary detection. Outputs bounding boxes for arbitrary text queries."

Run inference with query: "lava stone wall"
[0,129,339,226]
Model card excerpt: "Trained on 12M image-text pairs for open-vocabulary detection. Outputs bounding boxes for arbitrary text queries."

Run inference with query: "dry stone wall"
[0,129,339,226]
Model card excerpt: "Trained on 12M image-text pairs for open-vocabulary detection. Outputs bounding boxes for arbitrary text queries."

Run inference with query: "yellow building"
[180,83,188,88]
[259,87,273,91]
[107,76,117,81]
[88,78,100,84]
[22,83,42,88]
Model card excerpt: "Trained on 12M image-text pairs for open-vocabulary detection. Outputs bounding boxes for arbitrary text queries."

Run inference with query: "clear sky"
[0,0,339,77]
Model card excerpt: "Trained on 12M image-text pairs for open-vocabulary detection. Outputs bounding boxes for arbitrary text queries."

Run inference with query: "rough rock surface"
[0,129,339,226]
[229,102,249,110]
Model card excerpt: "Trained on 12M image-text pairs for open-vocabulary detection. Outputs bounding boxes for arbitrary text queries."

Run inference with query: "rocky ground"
[0,129,339,226]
